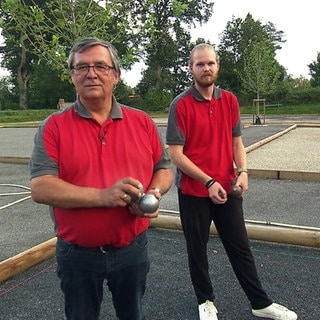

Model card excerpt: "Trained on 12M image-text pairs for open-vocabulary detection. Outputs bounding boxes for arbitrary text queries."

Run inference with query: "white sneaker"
[252,303,297,320]
[198,300,218,320]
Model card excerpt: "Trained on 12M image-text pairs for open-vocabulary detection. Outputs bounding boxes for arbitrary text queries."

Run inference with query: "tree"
[1,0,142,74]
[27,63,75,109]
[309,52,320,88]
[0,0,143,109]
[240,40,281,99]
[0,76,16,110]
[0,0,43,109]
[0,0,214,110]
[217,13,285,96]
[135,0,214,108]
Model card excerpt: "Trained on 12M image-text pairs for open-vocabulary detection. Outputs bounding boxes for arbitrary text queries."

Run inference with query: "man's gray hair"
[67,37,120,72]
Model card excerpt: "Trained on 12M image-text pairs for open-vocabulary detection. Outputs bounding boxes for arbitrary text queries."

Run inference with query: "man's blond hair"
[189,44,219,65]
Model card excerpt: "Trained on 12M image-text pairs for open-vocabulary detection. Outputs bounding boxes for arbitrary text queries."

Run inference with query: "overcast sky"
[123,0,319,86]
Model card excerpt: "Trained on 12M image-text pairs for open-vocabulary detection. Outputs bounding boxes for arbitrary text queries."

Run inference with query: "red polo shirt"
[30,97,171,247]
[166,85,241,196]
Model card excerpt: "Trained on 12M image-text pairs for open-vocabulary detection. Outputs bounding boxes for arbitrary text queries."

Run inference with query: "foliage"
[27,64,75,109]
[308,52,320,88]
[135,0,214,98]
[0,0,54,109]
[0,0,145,109]
[283,87,320,105]
[0,0,141,78]
[240,40,282,99]
[0,76,17,110]
[0,0,214,111]
[217,13,285,96]
[113,79,134,106]
[1,3,319,111]
[136,88,172,112]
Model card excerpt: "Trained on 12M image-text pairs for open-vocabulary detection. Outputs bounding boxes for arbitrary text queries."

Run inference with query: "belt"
[98,244,119,254]
[58,231,146,254]
[58,238,121,254]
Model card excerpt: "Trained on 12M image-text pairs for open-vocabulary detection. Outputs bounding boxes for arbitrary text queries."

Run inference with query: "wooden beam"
[0,238,57,283]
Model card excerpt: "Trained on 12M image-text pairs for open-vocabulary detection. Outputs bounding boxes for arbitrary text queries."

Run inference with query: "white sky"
[123,0,319,87]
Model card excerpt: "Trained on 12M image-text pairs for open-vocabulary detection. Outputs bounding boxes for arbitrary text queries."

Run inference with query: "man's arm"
[168,144,227,204]
[30,175,143,209]
[168,145,210,185]
[146,168,173,196]
[232,136,249,192]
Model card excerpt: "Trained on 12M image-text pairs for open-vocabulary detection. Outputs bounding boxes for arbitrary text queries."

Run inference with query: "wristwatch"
[237,167,248,174]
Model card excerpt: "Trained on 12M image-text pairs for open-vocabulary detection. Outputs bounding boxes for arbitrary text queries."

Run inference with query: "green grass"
[0,109,56,125]
[0,104,319,127]
[240,103,320,115]
[152,104,320,117]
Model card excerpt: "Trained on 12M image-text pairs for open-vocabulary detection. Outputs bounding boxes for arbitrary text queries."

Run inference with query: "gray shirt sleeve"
[29,119,59,180]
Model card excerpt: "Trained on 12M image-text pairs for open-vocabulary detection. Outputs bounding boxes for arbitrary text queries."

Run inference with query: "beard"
[195,73,218,88]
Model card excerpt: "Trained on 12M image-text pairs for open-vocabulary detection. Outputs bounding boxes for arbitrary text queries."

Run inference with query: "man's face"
[189,48,219,88]
[71,45,120,101]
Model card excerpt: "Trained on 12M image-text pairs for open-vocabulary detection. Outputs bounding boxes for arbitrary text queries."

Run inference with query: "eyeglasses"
[71,64,115,75]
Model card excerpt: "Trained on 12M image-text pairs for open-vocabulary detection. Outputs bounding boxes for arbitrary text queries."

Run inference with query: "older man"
[29,37,173,320]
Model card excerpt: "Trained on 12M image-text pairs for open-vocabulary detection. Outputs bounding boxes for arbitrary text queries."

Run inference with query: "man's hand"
[128,188,161,218]
[208,181,228,204]
[101,177,143,208]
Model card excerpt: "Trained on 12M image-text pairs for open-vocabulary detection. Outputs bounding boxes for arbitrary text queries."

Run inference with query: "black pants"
[178,190,273,309]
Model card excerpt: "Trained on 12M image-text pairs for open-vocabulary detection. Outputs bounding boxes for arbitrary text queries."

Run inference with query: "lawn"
[0,104,319,126]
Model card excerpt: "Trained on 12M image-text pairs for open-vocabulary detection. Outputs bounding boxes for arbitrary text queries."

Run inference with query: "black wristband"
[205,178,216,189]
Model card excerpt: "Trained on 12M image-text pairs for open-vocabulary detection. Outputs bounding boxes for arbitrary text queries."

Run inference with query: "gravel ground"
[246,127,320,172]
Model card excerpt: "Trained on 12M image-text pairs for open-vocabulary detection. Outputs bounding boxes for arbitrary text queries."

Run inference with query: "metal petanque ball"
[139,194,159,213]
[230,180,242,197]
[230,179,242,197]
[230,185,242,197]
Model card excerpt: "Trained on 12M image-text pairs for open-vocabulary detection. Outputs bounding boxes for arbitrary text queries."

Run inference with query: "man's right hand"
[208,181,228,204]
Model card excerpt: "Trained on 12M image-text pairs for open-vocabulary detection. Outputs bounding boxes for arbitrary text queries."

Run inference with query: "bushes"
[283,87,320,105]
[136,89,172,112]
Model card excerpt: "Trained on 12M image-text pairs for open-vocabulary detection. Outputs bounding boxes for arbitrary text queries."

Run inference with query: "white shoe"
[198,300,218,320]
[252,303,297,320]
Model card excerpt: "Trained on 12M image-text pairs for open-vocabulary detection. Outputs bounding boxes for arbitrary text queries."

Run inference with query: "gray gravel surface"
[246,127,320,172]
[1,228,319,320]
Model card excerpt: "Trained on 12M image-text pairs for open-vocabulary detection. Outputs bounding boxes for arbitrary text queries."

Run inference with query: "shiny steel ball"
[229,178,243,197]
[139,194,159,213]
[230,185,242,197]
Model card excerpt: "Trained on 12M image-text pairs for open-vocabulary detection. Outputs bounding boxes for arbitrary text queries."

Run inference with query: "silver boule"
[139,194,159,213]
[230,186,242,197]
[230,179,242,197]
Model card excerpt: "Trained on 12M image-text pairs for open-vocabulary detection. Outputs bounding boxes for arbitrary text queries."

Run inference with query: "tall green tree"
[1,0,141,76]
[0,0,44,109]
[308,52,320,88]
[217,13,285,96]
[240,40,281,99]
[27,63,75,109]
[0,0,143,109]
[135,0,214,107]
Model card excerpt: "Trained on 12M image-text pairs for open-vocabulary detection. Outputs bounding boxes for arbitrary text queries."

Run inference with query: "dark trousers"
[178,190,273,309]
[56,231,150,320]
